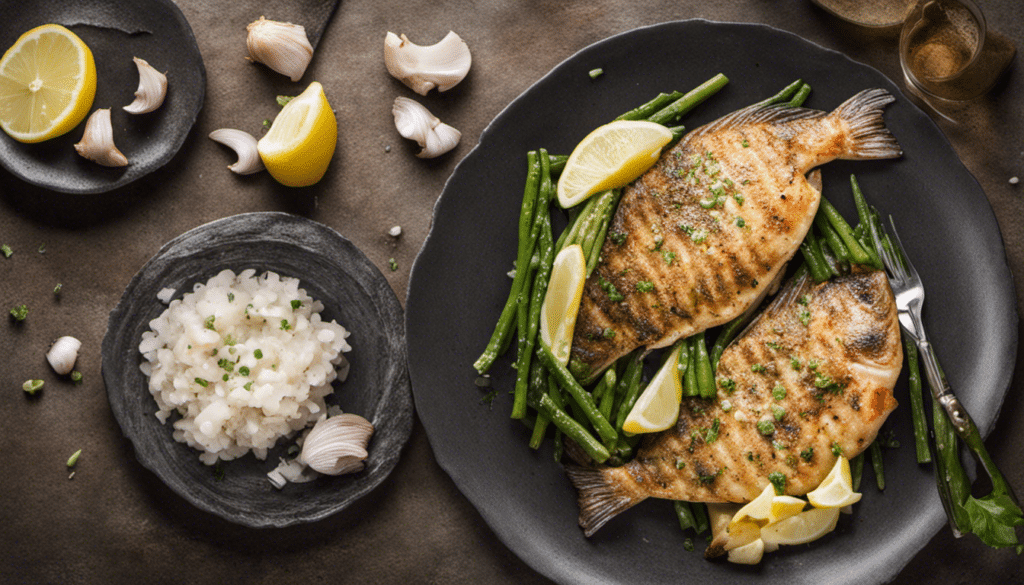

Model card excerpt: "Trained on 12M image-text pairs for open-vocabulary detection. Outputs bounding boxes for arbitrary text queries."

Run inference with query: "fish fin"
[565,465,646,537]
[689,102,825,141]
[806,168,823,193]
[733,270,814,340]
[833,88,902,159]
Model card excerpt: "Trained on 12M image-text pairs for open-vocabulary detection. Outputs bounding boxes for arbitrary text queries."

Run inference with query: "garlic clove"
[299,413,374,476]
[384,31,471,95]
[246,16,313,82]
[391,97,461,159]
[46,336,82,376]
[209,128,265,175]
[74,109,128,167]
[123,57,167,115]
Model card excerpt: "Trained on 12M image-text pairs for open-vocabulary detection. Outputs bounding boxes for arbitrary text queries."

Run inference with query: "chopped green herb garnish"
[741,139,750,148]
[772,384,787,401]
[262,119,271,129]
[204,315,216,331]
[1,244,12,257]
[801,447,814,462]
[735,217,745,228]
[291,299,302,310]
[238,366,250,376]
[719,378,736,393]
[734,194,745,206]
[683,538,694,552]
[798,308,811,326]
[195,378,209,387]
[38,243,46,254]
[280,319,291,331]
[70,371,82,384]
[705,418,721,444]
[676,459,686,470]
[10,304,27,321]
[588,68,604,79]
[222,374,230,381]
[691,229,708,244]
[598,276,624,302]
[22,379,44,394]
[224,335,237,346]
[211,348,218,356]
[636,281,654,293]
[54,283,63,295]
[276,95,295,107]
[751,363,766,373]
[480,389,498,405]
[808,359,820,370]
[609,231,627,246]
[244,381,254,391]
[831,441,843,456]
[765,341,782,350]
[603,328,616,339]
[720,399,733,412]
[798,294,811,306]
[227,293,235,302]
[388,258,398,271]
[661,250,676,265]
[772,404,786,421]
[67,449,82,468]
[254,349,263,359]
[790,356,801,370]
[757,419,775,435]
[768,472,786,495]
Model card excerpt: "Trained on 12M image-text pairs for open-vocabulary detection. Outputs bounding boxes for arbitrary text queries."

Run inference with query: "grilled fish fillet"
[570,89,901,382]
[566,267,902,536]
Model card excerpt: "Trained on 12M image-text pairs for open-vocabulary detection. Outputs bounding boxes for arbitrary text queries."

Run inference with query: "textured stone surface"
[1,0,1022,584]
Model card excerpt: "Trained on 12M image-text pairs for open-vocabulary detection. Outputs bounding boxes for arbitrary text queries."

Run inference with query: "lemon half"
[807,455,862,509]
[0,24,96,143]
[556,120,673,208]
[257,81,337,187]
[622,342,683,434]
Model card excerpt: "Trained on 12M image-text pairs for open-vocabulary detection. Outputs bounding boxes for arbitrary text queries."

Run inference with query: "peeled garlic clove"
[46,336,82,376]
[209,128,265,174]
[391,97,461,159]
[246,16,313,82]
[74,109,128,167]
[123,57,167,115]
[299,413,374,475]
[384,31,471,95]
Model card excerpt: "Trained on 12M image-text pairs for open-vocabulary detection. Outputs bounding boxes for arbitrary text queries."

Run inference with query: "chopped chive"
[276,95,295,107]
[254,349,263,359]
[238,366,250,376]
[195,378,209,387]
[388,258,398,271]
[67,449,82,467]
[1,244,12,257]
[10,304,27,321]
[204,315,216,330]
[38,243,46,254]
[54,283,63,295]
[636,281,654,292]
[291,299,302,310]
[588,68,604,79]
[757,419,775,435]
[70,371,83,384]
[772,383,787,401]
[831,441,843,456]
[741,139,750,148]
[244,381,254,391]
[801,447,814,462]
[768,471,786,494]
[280,319,291,331]
[227,293,235,302]
[22,379,44,394]
[222,374,229,381]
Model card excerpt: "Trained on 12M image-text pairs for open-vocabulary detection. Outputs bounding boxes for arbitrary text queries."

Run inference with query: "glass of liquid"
[899,0,1015,103]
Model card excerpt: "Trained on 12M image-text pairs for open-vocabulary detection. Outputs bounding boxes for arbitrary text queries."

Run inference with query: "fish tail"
[834,88,902,160]
[565,464,646,537]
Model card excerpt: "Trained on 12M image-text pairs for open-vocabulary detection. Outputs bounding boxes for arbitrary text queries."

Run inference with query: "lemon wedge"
[540,244,586,365]
[727,538,765,565]
[807,455,862,509]
[731,483,776,527]
[257,81,337,187]
[622,342,683,434]
[556,120,673,208]
[769,495,808,524]
[0,24,96,143]
[760,506,841,546]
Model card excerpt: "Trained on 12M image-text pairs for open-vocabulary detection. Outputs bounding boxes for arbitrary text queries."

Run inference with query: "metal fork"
[876,217,1020,535]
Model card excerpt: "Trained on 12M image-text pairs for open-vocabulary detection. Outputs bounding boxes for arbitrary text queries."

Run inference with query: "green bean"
[579,190,620,270]
[788,83,812,107]
[592,368,618,408]
[668,125,686,142]
[932,381,971,532]
[538,343,618,446]
[548,376,565,462]
[694,332,715,399]
[616,91,685,121]
[586,191,621,275]
[819,196,873,265]
[609,350,643,422]
[558,192,602,250]
[684,337,700,397]
[533,392,610,463]
[549,154,568,175]
[474,152,542,373]
[814,213,851,263]
[528,363,550,449]
[676,338,691,381]
[758,79,803,107]
[869,440,885,490]
[710,313,752,369]
[614,355,647,432]
[814,231,841,278]
[647,74,730,126]
[903,336,931,464]
[800,241,831,283]
[675,501,697,531]
[851,453,865,491]
[692,503,710,535]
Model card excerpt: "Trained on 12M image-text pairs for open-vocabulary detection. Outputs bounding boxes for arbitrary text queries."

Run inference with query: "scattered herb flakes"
[609,231,627,246]
[831,441,843,457]
[798,294,811,306]
[636,280,655,293]
[705,418,721,444]
[683,538,695,552]
[70,371,82,384]
[227,292,235,302]
[750,363,766,373]
[719,378,736,393]
[388,258,398,271]
[675,459,687,470]
[280,319,291,331]
[598,276,624,302]
[194,378,209,387]
[480,389,498,406]
[244,381,254,391]
[772,404,786,421]
[291,299,302,310]
[54,283,63,295]
[757,419,775,436]
[798,308,811,326]
[66,449,82,468]
[772,383,787,401]
[10,304,28,321]
[22,379,44,394]
[690,229,708,244]
[262,119,271,129]
[38,243,46,254]
[735,217,745,228]
[238,366,250,376]
[588,68,604,79]
[602,328,616,339]
[661,250,676,265]
[223,334,237,346]
[734,194,745,205]
[1,244,12,257]
[741,139,750,148]
[217,358,234,373]
[276,95,295,107]
[800,447,814,462]
[222,374,230,381]
[254,349,263,359]
[204,315,216,331]
[768,471,786,495]
[790,356,801,370]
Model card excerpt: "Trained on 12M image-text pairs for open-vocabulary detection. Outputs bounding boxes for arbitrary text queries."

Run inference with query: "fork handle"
[917,339,970,435]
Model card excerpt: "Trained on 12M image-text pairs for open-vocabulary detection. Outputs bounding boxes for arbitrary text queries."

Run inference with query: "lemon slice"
[540,244,587,365]
[0,24,96,143]
[622,342,683,434]
[760,506,841,546]
[257,81,337,187]
[727,538,765,565]
[807,455,862,509]
[731,483,776,527]
[769,495,808,524]
[556,120,673,208]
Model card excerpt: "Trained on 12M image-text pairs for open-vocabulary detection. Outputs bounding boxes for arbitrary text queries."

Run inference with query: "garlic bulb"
[74,109,128,167]
[384,31,471,95]
[391,97,461,159]
[299,413,374,475]
[123,57,167,114]
[209,128,265,174]
[246,16,313,82]
[46,336,82,375]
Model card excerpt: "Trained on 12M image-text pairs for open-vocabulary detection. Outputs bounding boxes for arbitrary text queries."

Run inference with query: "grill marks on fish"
[566,267,902,537]
[570,90,901,380]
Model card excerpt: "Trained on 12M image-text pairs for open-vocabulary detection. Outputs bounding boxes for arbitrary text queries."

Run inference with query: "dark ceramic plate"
[0,0,205,194]
[406,20,1017,585]
[103,213,413,528]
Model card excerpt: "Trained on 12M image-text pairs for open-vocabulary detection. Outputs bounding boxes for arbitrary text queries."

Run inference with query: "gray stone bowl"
[103,212,412,527]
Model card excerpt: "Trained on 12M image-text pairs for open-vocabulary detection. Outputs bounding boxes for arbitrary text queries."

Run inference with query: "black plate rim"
[406,18,1018,585]
[102,211,414,527]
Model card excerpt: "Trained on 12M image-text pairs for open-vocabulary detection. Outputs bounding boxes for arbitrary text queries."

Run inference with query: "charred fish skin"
[571,89,902,381]
[567,267,902,537]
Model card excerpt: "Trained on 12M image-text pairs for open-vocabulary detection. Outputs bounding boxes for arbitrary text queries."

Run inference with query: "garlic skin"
[123,57,167,115]
[384,31,471,95]
[74,109,128,167]
[391,97,461,159]
[246,16,313,82]
[299,413,374,475]
[209,129,265,174]
[46,336,82,375]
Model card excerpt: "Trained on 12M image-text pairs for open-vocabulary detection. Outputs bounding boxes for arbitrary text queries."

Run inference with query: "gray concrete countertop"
[2,1,1022,583]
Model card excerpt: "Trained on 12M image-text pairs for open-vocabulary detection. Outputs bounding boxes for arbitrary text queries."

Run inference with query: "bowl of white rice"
[102,212,412,527]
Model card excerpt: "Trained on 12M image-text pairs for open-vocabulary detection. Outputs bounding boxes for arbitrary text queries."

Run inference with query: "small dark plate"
[103,213,413,528]
[406,20,1017,585]
[0,0,206,194]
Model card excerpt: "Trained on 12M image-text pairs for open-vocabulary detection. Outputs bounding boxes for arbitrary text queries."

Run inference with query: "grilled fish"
[566,267,902,536]
[570,89,901,381]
